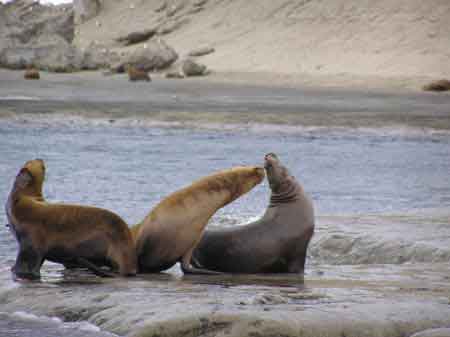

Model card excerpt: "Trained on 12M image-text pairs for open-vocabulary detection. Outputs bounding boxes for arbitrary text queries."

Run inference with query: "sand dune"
[74,0,450,79]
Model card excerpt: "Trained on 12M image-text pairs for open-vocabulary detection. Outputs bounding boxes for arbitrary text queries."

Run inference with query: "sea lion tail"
[75,257,116,278]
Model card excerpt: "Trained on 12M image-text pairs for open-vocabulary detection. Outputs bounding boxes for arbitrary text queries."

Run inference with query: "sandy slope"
[74,0,450,81]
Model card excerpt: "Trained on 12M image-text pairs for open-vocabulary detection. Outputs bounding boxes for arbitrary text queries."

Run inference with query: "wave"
[0,96,41,101]
[309,234,450,265]
[0,311,118,337]
[1,113,450,140]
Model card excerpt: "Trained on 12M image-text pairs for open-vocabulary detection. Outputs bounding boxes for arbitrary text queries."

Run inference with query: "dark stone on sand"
[165,71,185,79]
[188,46,215,57]
[115,29,157,46]
[112,39,178,73]
[422,79,450,92]
[182,58,207,76]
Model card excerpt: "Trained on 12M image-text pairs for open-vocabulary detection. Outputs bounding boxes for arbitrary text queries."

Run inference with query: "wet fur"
[5,159,137,279]
[192,153,315,274]
[132,166,265,273]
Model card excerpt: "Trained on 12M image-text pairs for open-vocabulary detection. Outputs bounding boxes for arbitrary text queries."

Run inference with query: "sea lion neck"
[269,178,301,206]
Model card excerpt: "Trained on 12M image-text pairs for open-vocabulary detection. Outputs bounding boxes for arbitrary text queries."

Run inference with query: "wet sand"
[1,69,449,131]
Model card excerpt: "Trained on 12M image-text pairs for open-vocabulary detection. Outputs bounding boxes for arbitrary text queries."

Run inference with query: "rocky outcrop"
[115,29,157,46]
[0,0,101,72]
[112,40,178,73]
[73,0,100,24]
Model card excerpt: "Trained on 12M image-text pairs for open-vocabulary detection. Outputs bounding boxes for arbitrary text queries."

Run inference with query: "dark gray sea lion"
[5,159,137,280]
[131,166,265,274]
[192,153,315,273]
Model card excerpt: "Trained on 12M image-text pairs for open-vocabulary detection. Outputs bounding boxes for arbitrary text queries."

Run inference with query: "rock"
[0,0,101,72]
[73,0,100,24]
[181,58,207,76]
[188,46,215,57]
[126,65,151,82]
[113,40,178,73]
[411,328,450,337]
[115,29,157,46]
[422,79,450,92]
[165,71,184,79]
[24,67,40,80]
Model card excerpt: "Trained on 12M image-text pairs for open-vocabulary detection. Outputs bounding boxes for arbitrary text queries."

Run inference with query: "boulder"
[165,71,184,79]
[181,58,207,76]
[422,79,450,92]
[113,39,178,73]
[188,46,215,57]
[73,0,100,24]
[0,0,100,72]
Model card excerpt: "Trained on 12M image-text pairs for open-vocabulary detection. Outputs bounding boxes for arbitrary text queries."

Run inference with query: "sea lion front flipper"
[75,257,116,278]
[180,247,222,275]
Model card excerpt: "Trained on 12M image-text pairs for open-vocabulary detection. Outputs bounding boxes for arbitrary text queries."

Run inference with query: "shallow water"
[0,117,450,336]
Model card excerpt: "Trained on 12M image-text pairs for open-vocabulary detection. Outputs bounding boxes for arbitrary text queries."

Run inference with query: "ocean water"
[0,119,450,336]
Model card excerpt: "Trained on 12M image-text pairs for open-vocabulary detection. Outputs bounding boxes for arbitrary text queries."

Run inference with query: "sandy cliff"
[74,0,450,78]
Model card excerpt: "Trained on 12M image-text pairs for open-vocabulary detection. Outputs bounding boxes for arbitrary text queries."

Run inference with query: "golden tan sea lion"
[126,65,151,82]
[132,166,265,274]
[5,159,137,280]
[24,67,40,80]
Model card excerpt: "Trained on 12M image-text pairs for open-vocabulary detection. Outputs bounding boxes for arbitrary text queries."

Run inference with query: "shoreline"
[1,69,450,132]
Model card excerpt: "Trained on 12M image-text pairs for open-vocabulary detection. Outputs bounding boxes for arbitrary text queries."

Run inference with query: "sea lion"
[192,153,315,273]
[5,159,137,280]
[24,67,40,80]
[126,65,151,82]
[132,166,265,274]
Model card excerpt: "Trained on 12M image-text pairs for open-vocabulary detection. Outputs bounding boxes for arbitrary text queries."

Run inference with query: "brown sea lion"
[132,166,265,274]
[5,159,137,280]
[192,153,315,273]
[126,65,151,82]
[24,67,40,80]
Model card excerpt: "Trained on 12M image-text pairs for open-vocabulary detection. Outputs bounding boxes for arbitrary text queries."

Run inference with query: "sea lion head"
[13,159,46,197]
[211,166,265,203]
[264,153,296,194]
[232,166,266,195]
